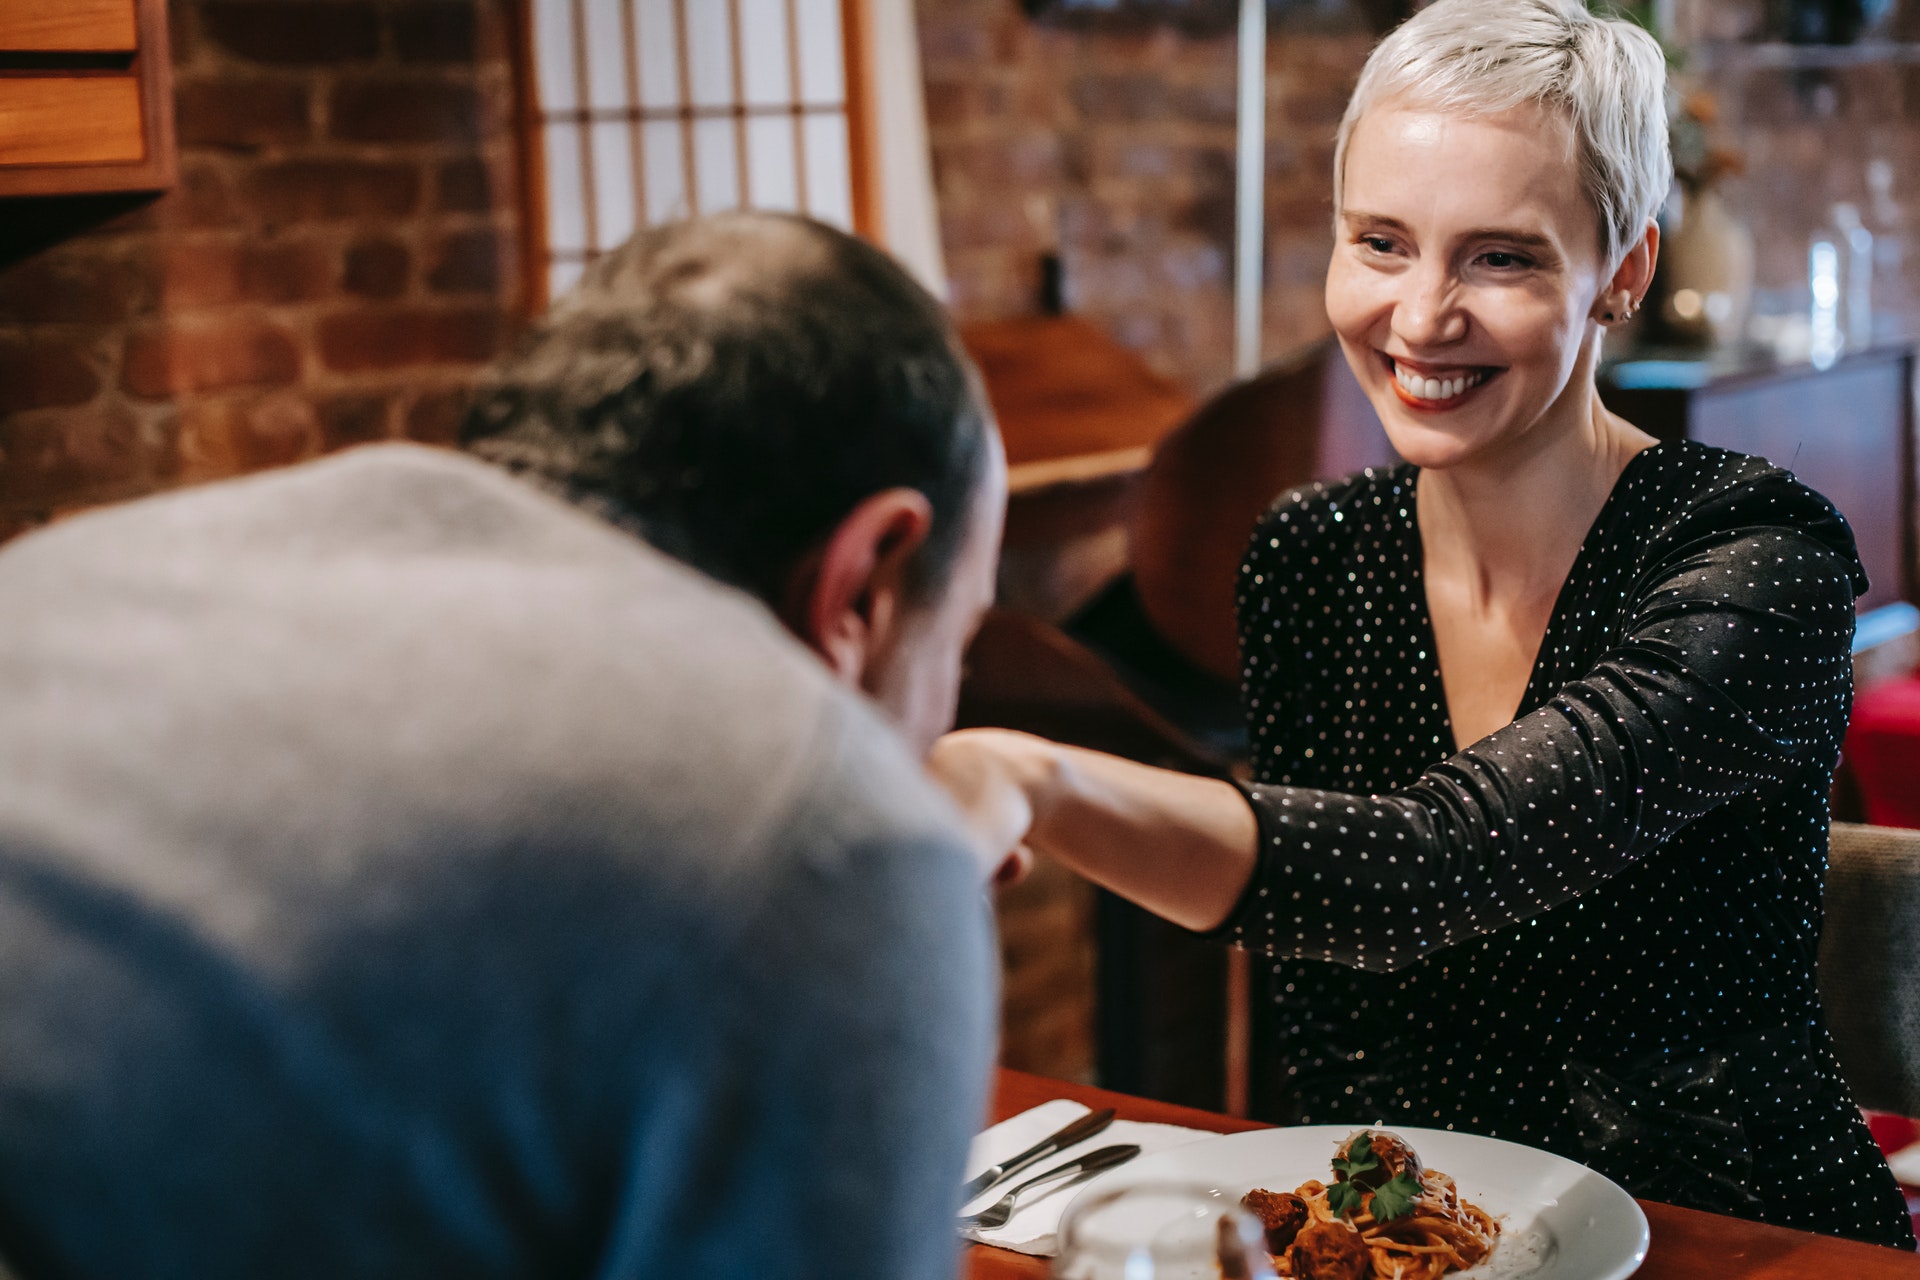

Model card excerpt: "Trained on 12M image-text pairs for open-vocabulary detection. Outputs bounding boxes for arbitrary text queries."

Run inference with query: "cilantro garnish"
[1326,1131,1422,1223]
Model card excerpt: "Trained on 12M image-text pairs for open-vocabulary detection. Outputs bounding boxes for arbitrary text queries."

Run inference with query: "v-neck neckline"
[1406,441,1669,757]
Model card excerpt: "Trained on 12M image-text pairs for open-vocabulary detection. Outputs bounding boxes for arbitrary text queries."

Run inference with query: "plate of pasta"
[1061,1124,1647,1279]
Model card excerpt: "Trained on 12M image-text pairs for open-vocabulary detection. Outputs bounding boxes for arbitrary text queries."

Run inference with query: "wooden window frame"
[507,0,876,316]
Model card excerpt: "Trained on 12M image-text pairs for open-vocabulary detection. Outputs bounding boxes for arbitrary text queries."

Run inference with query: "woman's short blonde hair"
[1333,0,1671,268]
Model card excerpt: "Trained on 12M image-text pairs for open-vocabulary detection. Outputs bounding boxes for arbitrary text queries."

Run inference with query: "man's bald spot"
[558,211,837,324]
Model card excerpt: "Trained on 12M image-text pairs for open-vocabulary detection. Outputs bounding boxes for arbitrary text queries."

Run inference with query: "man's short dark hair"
[461,213,992,606]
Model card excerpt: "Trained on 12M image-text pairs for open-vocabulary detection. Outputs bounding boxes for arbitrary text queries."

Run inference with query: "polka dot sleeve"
[1215,528,1858,975]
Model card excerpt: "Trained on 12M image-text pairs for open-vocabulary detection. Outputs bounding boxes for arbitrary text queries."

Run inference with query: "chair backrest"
[1819,821,1920,1117]
[1128,339,1394,683]
[956,608,1227,777]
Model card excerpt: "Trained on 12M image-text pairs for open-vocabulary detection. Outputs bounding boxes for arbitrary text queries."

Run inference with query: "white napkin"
[961,1099,1217,1256]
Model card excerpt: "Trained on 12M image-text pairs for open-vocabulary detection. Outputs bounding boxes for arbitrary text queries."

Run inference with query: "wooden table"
[959,316,1198,621]
[967,1069,1920,1280]
[960,315,1195,495]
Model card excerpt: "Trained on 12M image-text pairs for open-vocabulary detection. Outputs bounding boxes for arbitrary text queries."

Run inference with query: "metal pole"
[1224,0,1266,1120]
[1233,0,1267,379]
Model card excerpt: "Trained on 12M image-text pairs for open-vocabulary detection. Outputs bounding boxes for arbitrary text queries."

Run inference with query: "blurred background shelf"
[1688,40,1920,71]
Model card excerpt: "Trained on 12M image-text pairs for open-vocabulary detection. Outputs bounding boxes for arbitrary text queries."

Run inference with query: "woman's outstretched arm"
[930,729,1257,932]
[936,527,1857,972]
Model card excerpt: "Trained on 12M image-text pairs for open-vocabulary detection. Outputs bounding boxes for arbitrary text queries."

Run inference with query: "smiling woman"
[1326,93,1662,745]
[928,0,1919,1252]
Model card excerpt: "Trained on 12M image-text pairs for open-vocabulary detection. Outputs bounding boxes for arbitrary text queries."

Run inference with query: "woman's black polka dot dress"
[1218,440,1915,1249]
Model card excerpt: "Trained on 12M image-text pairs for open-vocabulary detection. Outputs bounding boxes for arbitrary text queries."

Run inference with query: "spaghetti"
[1240,1131,1499,1280]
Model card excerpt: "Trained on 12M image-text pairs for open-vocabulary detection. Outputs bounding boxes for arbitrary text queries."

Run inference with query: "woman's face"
[1326,99,1613,472]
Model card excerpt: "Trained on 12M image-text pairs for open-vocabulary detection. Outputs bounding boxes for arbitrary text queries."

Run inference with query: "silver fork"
[957,1143,1142,1232]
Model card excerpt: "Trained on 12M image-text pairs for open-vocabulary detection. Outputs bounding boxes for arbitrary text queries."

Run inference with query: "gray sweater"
[0,445,995,1280]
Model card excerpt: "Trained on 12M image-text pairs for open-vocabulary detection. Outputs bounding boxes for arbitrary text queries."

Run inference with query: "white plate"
[1061,1125,1649,1279]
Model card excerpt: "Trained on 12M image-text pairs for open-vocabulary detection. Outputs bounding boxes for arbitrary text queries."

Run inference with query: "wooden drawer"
[0,77,144,166]
[0,0,138,53]
[0,0,172,199]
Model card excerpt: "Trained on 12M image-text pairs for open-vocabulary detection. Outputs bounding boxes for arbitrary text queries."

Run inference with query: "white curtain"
[854,0,949,298]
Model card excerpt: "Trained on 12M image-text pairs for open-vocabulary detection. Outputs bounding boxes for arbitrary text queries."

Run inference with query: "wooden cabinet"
[0,0,174,197]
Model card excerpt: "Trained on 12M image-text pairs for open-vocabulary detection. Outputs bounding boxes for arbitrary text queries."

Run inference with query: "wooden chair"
[955,608,1233,1105]
[956,608,1227,777]
[1821,822,1920,1119]
[1127,338,1391,682]
[960,340,1391,1109]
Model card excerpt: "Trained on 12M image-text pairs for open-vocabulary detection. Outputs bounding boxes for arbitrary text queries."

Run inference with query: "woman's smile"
[1381,352,1503,412]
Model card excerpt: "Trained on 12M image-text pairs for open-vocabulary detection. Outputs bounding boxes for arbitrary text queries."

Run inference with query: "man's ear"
[783,488,934,688]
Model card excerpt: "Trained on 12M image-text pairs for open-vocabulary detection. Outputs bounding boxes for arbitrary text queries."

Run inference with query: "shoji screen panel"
[520,0,861,307]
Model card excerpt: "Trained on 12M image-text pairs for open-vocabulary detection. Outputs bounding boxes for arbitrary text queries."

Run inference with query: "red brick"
[435,156,493,212]
[154,239,334,310]
[167,0,200,69]
[175,78,312,151]
[0,403,149,505]
[923,80,984,128]
[201,2,380,66]
[343,239,410,299]
[175,393,330,478]
[0,247,155,324]
[316,305,505,373]
[1281,89,1348,129]
[329,77,482,146]
[1069,73,1170,123]
[1172,81,1239,126]
[85,162,237,235]
[236,395,322,469]
[0,335,103,413]
[123,320,302,398]
[981,133,1065,184]
[168,399,236,480]
[317,392,392,447]
[937,202,1031,252]
[918,13,991,65]
[244,160,421,225]
[240,240,336,304]
[393,3,478,64]
[427,228,502,294]
[404,385,469,444]
[153,241,242,310]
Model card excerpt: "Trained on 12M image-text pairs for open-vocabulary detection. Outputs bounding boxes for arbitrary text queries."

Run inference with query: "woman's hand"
[927,728,1054,886]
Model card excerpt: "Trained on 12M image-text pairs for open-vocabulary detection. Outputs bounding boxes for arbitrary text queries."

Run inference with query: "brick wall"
[0,0,525,536]
[921,0,1920,395]
[919,0,1372,394]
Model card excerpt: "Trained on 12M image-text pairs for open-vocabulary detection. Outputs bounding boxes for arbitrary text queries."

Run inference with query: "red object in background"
[1869,1111,1920,1158]
[1840,669,1920,1238]
[1848,677,1920,829]
[1864,1112,1920,1244]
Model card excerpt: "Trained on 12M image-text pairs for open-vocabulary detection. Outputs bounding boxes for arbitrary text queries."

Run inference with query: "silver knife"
[961,1106,1117,1204]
